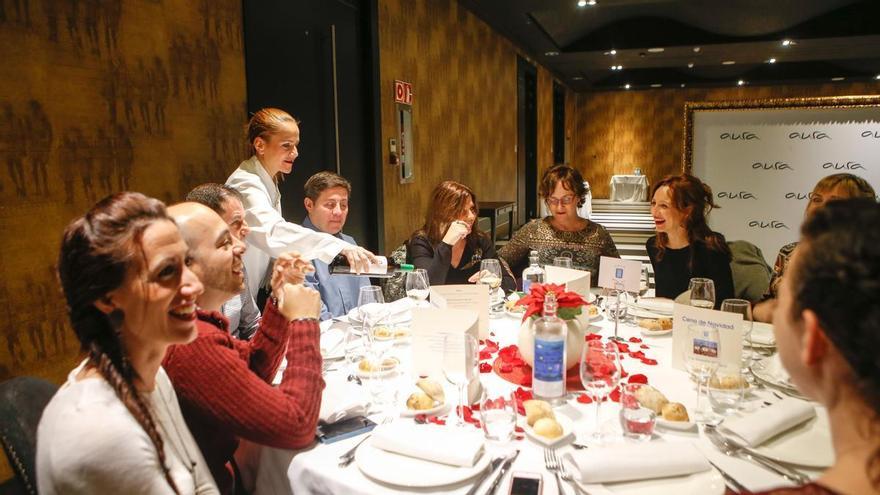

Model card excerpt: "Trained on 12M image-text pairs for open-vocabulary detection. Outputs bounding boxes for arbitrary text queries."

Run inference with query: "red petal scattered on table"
[640,344,650,349]
[576,394,593,404]
[427,416,446,425]
[641,358,658,366]
[479,349,493,360]
[628,373,648,384]
[586,333,602,341]
[609,388,621,402]
[479,362,493,373]
[629,351,646,359]
[614,341,630,353]
[514,426,524,433]
[628,337,643,343]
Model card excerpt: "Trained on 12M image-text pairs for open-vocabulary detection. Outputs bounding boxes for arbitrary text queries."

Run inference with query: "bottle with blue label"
[532,291,567,403]
[522,250,545,294]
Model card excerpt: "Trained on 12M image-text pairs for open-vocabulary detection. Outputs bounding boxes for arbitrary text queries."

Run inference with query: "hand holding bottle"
[340,245,377,274]
[442,220,470,246]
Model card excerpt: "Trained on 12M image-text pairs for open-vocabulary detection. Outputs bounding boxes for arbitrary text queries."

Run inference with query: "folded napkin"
[370,423,485,467]
[564,442,710,484]
[348,297,415,324]
[318,375,370,424]
[721,397,815,447]
[320,325,346,357]
[635,297,674,314]
[748,322,776,346]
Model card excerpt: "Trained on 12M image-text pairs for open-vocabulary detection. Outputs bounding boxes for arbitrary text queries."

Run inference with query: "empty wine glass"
[405,269,430,306]
[720,298,753,369]
[688,278,716,309]
[442,333,478,428]
[639,265,650,298]
[683,325,721,423]
[580,340,621,443]
[479,259,503,317]
[553,256,573,268]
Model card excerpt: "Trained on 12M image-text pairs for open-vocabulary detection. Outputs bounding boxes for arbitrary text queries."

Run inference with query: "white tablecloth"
[610,175,649,202]
[253,307,820,495]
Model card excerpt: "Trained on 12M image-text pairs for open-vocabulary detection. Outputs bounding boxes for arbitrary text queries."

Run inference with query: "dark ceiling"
[458,0,880,92]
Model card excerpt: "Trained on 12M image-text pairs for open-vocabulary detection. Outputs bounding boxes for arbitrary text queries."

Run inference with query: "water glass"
[480,390,516,446]
[361,349,400,416]
[720,298,753,368]
[479,259,503,316]
[688,278,715,309]
[553,256,573,268]
[343,327,368,372]
[708,369,747,416]
[683,325,721,422]
[639,265,650,297]
[405,269,430,306]
[619,383,656,441]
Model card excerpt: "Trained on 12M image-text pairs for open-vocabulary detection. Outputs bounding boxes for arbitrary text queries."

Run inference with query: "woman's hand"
[340,245,378,274]
[270,252,314,297]
[277,283,322,321]
[442,220,471,246]
[467,269,490,283]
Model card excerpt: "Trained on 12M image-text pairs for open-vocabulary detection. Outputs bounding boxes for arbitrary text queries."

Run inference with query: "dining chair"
[0,376,58,495]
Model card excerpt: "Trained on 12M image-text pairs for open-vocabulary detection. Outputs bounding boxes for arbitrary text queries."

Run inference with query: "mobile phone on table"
[315,416,377,444]
[508,471,543,495]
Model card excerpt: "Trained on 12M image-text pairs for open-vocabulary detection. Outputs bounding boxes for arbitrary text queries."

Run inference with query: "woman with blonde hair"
[407,180,515,291]
[226,108,375,299]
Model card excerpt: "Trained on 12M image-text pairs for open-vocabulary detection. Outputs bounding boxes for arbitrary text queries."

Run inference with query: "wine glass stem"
[457,383,467,426]
[695,380,704,414]
[594,399,602,438]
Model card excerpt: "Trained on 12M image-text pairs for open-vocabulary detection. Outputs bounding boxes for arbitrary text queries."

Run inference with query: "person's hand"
[270,252,314,297]
[442,220,470,246]
[468,269,490,283]
[277,283,322,321]
[340,245,377,274]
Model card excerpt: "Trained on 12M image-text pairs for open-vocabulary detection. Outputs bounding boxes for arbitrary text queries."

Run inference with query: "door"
[517,56,538,224]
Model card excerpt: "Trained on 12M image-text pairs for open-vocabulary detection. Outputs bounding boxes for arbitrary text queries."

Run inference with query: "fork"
[545,448,591,495]
[337,416,392,467]
[703,424,809,484]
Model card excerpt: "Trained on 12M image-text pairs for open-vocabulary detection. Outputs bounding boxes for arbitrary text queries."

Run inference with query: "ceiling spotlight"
[722,60,736,65]
[875,74,880,80]
[609,49,617,55]
[693,47,701,53]
[588,0,597,4]
[737,79,746,86]
[650,84,662,88]
[545,51,559,56]
[781,39,795,46]
[647,47,665,53]
[767,58,777,64]
[680,83,686,88]
[578,0,587,6]
[687,62,695,68]
[610,65,623,70]
[831,77,845,81]
[624,84,631,89]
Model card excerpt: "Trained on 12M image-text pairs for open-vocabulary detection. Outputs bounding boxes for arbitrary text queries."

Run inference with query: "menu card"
[430,284,489,338]
[671,303,743,372]
[545,265,591,298]
[597,256,642,292]
[411,308,482,404]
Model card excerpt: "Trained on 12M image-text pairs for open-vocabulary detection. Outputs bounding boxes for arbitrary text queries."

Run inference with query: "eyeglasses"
[546,195,575,207]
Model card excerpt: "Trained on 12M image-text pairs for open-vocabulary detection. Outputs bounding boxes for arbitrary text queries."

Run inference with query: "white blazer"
[226,156,348,295]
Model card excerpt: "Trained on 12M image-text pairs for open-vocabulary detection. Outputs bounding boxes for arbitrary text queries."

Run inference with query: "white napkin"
[348,297,415,324]
[370,423,485,467]
[320,324,346,358]
[635,297,674,314]
[318,375,370,424]
[564,442,710,484]
[721,397,815,447]
[748,322,776,346]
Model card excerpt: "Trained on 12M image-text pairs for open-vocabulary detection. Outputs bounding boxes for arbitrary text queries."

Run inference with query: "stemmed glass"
[442,333,479,428]
[720,298,753,369]
[358,285,389,353]
[580,340,621,443]
[638,265,650,299]
[683,325,721,423]
[479,259,503,317]
[688,278,716,309]
[405,269,430,307]
[606,289,628,340]
[553,256,573,268]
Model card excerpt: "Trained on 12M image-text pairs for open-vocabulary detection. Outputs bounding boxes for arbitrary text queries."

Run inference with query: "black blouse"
[646,236,735,309]
[406,234,516,292]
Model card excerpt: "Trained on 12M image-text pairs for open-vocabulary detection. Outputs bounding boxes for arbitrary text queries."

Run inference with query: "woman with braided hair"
[36,192,218,494]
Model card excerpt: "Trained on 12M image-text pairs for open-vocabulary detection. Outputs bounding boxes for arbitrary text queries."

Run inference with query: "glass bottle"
[522,250,545,293]
[532,292,567,404]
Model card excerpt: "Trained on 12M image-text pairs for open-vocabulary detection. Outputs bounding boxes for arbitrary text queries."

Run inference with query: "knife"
[464,456,505,495]
[484,450,521,495]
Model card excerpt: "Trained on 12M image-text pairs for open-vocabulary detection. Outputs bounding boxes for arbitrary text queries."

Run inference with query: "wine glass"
[479,259,503,317]
[442,333,478,428]
[480,389,516,450]
[553,256,573,268]
[688,278,716,309]
[405,269,430,306]
[683,325,721,423]
[638,265,650,298]
[720,298,753,369]
[580,340,621,442]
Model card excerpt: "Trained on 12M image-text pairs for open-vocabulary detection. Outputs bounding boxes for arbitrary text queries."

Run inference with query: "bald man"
[161,203,325,495]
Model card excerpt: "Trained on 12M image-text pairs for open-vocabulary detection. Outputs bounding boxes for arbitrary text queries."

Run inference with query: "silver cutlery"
[464,455,505,495]
[484,450,520,495]
[544,447,590,495]
[707,459,748,492]
[704,424,809,484]
[337,417,392,467]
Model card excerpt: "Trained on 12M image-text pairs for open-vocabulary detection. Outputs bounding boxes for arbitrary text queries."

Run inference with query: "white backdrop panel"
[691,106,880,265]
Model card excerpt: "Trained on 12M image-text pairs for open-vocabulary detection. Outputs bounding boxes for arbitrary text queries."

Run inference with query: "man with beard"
[162,202,324,495]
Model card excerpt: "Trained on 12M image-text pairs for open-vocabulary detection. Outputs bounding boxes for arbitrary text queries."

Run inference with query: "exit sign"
[394,80,413,105]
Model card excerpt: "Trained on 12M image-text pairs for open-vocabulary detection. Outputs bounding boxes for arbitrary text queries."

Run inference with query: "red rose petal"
[641,358,658,366]
[500,364,513,373]
[609,388,621,402]
[628,337,643,343]
[479,362,493,373]
[576,394,593,404]
[640,344,650,349]
[514,426,524,433]
[628,373,648,384]
[586,333,602,341]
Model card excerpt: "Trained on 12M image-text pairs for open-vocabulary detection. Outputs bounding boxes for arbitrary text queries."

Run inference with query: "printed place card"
[411,308,482,403]
[671,303,743,373]
[544,265,591,298]
[597,256,642,292]
[430,284,489,338]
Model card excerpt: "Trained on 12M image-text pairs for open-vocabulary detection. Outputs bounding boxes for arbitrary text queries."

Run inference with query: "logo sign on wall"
[688,100,880,265]
[394,80,413,105]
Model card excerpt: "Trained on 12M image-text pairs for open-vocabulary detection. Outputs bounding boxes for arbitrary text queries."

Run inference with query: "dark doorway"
[517,56,538,224]
[243,0,381,251]
[552,81,566,165]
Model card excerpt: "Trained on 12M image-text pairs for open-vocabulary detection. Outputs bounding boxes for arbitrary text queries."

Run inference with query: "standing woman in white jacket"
[226,108,375,297]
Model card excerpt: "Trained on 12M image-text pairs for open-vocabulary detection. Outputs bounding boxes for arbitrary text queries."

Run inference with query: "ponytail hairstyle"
[245,108,299,182]
[650,174,731,264]
[57,192,181,495]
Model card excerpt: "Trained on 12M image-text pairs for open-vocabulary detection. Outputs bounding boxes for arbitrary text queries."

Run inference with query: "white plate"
[629,297,674,315]
[355,437,491,488]
[399,398,449,417]
[751,355,798,393]
[521,413,574,447]
[640,328,672,337]
[595,466,725,495]
[355,358,400,378]
[655,417,697,431]
[749,408,834,467]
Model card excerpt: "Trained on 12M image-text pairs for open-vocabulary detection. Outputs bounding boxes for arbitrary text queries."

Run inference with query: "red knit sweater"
[163,299,324,495]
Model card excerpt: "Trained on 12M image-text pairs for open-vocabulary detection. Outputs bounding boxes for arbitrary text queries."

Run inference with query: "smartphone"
[315,416,377,444]
[508,471,543,495]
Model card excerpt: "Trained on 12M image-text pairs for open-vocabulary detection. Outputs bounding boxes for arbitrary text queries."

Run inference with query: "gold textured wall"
[0,0,247,390]
[574,82,880,198]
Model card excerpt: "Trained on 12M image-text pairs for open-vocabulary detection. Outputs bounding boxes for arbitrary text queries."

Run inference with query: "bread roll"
[533,417,563,439]
[661,402,689,422]
[416,378,445,403]
[709,374,749,390]
[406,391,435,410]
[523,399,555,426]
[633,385,669,413]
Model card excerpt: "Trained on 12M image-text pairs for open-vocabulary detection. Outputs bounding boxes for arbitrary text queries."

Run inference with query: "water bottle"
[532,292,567,403]
[521,250,545,293]
[327,254,413,278]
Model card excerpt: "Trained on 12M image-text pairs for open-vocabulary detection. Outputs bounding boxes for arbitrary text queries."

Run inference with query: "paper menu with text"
[597,256,642,292]
[671,303,743,372]
[429,284,489,338]
[411,308,482,402]
[544,265,591,298]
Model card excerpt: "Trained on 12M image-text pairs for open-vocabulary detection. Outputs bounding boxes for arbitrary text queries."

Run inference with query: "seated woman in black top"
[646,174,734,308]
[407,180,516,292]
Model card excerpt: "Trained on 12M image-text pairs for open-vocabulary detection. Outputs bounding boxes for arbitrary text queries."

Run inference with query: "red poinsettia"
[514,283,589,322]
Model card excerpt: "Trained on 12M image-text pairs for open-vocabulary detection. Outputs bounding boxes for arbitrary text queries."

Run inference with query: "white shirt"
[226,156,349,295]
[37,361,218,495]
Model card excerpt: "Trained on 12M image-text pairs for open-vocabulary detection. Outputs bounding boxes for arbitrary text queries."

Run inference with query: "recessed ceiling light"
[609,49,617,55]
[647,47,665,53]
[831,77,845,81]
[587,0,597,4]
[875,74,880,80]
[767,58,777,64]
[610,65,622,70]
[680,83,686,88]
[781,39,795,46]
[737,79,746,86]
[650,84,662,88]
[722,60,736,65]
[545,51,559,56]
[687,62,694,68]
[693,47,701,53]
[572,76,583,81]
[624,84,631,89]
[577,0,587,6]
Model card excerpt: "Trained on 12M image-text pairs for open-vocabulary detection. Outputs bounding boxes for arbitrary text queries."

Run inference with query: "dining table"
[251,294,828,495]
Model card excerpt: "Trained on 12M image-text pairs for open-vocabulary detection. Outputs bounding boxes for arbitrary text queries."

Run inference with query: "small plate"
[655,417,697,431]
[639,328,672,337]
[400,398,449,417]
[522,413,574,447]
[355,357,400,378]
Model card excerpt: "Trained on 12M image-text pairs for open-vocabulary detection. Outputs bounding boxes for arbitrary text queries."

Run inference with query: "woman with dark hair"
[499,165,618,279]
[745,198,880,495]
[753,173,876,322]
[647,174,733,308]
[407,180,515,291]
[37,192,218,494]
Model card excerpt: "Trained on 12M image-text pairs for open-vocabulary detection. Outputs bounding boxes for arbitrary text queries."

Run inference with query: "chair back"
[0,376,59,495]
[728,240,772,303]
